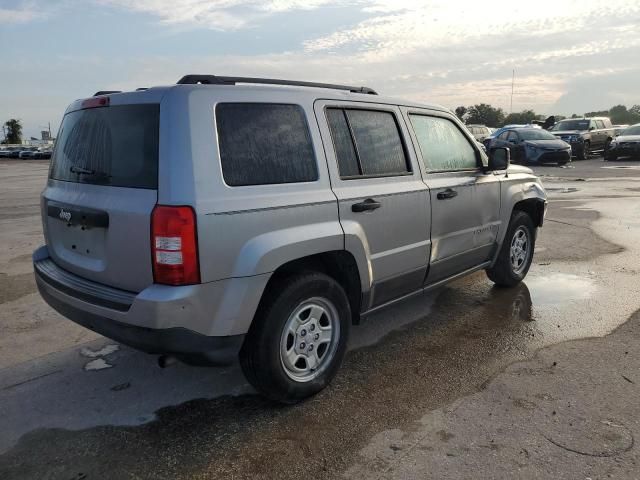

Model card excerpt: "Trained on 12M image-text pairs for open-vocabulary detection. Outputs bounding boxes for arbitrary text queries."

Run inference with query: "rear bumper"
[37,283,244,364]
[33,246,270,364]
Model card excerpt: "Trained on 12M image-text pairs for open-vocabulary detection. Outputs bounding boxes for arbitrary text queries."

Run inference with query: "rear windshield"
[50,104,159,189]
[551,120,589,131]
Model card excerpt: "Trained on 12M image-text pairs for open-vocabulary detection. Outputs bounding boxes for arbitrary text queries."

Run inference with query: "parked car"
[482,124,541,149]
[550,117,615,160]
[467,124,492,142]
[612,124,629,137]
[19,149,38,159]
[33,75,547,403]
[491,127,571,166]
[605,123,640,161]
[33,150,53,159]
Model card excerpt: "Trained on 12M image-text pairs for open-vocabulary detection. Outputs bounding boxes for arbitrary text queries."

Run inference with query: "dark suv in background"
[550,117,615,160]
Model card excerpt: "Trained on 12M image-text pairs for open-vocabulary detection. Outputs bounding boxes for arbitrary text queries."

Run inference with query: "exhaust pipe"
[158,355,178,368]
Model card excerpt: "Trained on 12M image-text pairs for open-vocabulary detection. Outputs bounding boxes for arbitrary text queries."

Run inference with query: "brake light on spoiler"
[151,205,201,286]
[81,96,110,109]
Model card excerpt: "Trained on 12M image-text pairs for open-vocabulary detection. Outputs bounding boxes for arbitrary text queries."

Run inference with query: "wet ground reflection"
[526,273,596,306]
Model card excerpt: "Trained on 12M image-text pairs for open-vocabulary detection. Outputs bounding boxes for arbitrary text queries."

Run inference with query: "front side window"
[409,115,478,171]
[216,103,318,186]
[595,120,605,129]
[326,108,410,178]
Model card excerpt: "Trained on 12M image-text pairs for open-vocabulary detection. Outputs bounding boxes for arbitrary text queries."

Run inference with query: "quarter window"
[326,108,410,178]
[216,103,318,186]
[409,115,478,171]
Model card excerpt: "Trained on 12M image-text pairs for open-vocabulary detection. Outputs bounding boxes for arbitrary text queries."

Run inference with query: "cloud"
[0,3,46,23]
[95,0,343,30]
[4,0,640,137]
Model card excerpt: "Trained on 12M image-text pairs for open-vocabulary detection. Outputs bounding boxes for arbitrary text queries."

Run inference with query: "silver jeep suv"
[34,75,547,403]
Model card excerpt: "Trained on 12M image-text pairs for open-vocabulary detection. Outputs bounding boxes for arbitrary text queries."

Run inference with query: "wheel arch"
[512,198,546,227]
[258,251,363,325]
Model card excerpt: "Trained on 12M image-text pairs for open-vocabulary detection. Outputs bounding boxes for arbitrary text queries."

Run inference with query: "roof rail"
[93,90,122,96]
[176,74,378,95]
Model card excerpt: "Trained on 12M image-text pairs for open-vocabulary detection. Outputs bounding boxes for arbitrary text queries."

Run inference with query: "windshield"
[50,104,159,189]
[622,125,640,136]
[519,129,557,140]
[551,120,589,131]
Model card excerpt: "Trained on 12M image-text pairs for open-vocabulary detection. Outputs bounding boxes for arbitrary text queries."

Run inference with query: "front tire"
[486,211,536,287]
[576,141,590,160]
[240,272,351,403]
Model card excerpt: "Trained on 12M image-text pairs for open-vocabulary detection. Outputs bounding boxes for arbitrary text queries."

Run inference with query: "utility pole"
[510,69,515,114]
[48,122,51,138]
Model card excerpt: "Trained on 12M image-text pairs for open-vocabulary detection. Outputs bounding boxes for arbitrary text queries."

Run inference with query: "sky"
[1,0,640,139]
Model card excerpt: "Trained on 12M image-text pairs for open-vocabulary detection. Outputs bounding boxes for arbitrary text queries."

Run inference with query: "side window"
[326,108,410,178]
[595,120,605,129]
[410,115,478,171]
[326,108,360,177]
[590,120,597,130]
[216,103,318,186]
[507,131,519,142]
[498,131,510,140]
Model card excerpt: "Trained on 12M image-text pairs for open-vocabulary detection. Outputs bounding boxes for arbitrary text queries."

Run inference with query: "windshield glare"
[552,120,589,131]
[519,129,556,140]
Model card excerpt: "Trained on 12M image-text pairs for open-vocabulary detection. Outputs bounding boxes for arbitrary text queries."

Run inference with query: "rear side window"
[50,104,159,189]
[326,108,410,178]
[216,103,318,186]
[409,115,478,171]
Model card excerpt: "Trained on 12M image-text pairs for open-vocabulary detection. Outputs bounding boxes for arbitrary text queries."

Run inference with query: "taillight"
[81,96,110,109]
[151,205,200,286]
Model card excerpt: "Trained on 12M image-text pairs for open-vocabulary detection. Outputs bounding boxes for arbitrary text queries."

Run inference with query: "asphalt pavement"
[1,157,640,479]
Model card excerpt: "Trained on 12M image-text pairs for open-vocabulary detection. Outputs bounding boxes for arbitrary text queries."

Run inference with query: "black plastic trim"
[34,258,134,311]
[177,74,378,95]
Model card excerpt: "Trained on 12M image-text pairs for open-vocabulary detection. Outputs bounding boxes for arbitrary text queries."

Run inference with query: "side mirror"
[589,126,595,131]
[488,147,510,170]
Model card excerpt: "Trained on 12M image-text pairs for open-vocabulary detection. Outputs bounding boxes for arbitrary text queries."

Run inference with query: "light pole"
[510,69,515,114]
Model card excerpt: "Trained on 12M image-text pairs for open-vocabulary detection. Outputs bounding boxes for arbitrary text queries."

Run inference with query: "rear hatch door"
[43,98,160,292]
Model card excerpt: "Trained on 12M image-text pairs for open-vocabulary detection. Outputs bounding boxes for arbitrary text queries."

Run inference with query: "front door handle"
[352,198,381,212]
[437,188,458,200]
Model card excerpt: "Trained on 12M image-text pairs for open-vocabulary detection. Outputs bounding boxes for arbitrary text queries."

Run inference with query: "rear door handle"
[437,188,458,200]
[352,198,381,212]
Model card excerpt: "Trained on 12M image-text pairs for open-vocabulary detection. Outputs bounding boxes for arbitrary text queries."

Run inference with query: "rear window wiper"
[70,166,95,175]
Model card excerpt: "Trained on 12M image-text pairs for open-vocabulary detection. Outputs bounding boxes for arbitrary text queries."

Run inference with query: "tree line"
[454,104,640,128]
[1,119,23,144]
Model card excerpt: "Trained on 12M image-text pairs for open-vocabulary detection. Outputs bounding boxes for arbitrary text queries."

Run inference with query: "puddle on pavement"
[525,273,596,306]
[601,165,640,170]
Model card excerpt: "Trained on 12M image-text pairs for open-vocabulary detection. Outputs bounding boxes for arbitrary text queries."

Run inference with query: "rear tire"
[240,272,351,403]
[486,211,536,287]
